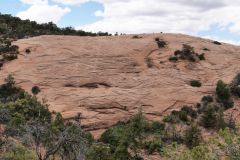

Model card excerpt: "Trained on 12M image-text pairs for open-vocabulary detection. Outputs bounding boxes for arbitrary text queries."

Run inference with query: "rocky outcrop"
[1,33,240,137]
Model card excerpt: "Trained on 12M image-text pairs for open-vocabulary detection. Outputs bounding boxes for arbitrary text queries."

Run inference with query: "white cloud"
[18,0,240,40]
[17,4,70,23]
[20,0,48,5]
[50,0,239,36]
[52,0,90,5]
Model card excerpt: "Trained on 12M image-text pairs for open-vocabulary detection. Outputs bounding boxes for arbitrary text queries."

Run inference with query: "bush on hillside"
[190,80,202,87]
[230,73,240,97]
[169,56,178,62]
[31,86,40,95]
[184,124,202,148]
[201,105,226,129]
[213,41,222,45]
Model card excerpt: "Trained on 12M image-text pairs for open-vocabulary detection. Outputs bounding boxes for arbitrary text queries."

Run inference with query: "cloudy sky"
[1,0,240,44]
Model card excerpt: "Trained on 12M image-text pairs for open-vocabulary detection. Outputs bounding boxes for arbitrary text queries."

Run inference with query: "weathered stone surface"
[1,33,240,137]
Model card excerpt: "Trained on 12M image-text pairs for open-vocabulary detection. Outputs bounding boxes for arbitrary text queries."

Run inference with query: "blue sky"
[1,0,240,45]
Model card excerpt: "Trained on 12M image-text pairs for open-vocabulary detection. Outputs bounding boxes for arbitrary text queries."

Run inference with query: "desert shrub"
[190,80,202,87]
[213,41,221,45]
[216,80,234,109]
[203,48,210,51]
[3,53,18,61]
[100,122,126,150]
[86,143,113,160]
[184,125,202,148]
[169,56,178,62]
[132,35,142,39]
[0,75,25,103]
[216,80,230,100]
[171,44,202,62]
[100,111,147,159]
[181,44,196,61]
[175,145,217,160]
[0,108,10,123]
[164,110,189,123]
[201,105,226,129]
[201,95,214,103]
[198,53,205,60]
[144,140,163,154]
[230,73,240,97]
[177,111,189,122]
[226,144,240,160]
[150,121,165,133]
[31,86,40,95]
[181,106,197,119]
[3,145,37,160]
[163,114,179,123]
[25,49,31,54]
[174,50,182,56]
[5,113,26,137]
[157,40,167,48]
[162,125,183,143]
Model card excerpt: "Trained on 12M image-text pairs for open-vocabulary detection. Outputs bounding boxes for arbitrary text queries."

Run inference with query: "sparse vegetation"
[229,73,240,97]
[170,44,205,63]
[132,35,142,39]
[184,124,202,148]
[155,38,167,48]
[213,41,222,45]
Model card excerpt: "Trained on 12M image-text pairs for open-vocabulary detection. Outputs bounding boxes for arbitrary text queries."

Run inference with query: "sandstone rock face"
[1,34,240,137]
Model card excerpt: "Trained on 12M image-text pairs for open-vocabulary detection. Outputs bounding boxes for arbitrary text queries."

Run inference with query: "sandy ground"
[1,33,240,138]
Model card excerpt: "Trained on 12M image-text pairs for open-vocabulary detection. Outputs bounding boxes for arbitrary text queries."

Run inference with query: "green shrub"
[175,145,217,160]
[150,121,165,133]
[216,80,230,100]
[181,106,197,119]
[169,56,178,62]
[86,143,113,160]
[201,95,213,103]
[216,80,234,109]
[3,145,37,160]
[177,111,189,122]
[5,113,26,137]
[230,73,240,97]
[163,114,179,123]
[157,40,167,48]
[144,140,163,154]
[184,125,202,148]
[198,53,205,60]
[31,86,40,95]
[201,105,226,129]
[190,80,202,87]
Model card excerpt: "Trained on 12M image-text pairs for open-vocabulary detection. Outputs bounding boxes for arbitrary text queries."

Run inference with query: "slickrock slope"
[1,34,240,137]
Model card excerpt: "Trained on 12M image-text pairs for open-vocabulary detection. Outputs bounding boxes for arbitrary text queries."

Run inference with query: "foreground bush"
[3,145,37,160]
[184,125,202,148]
